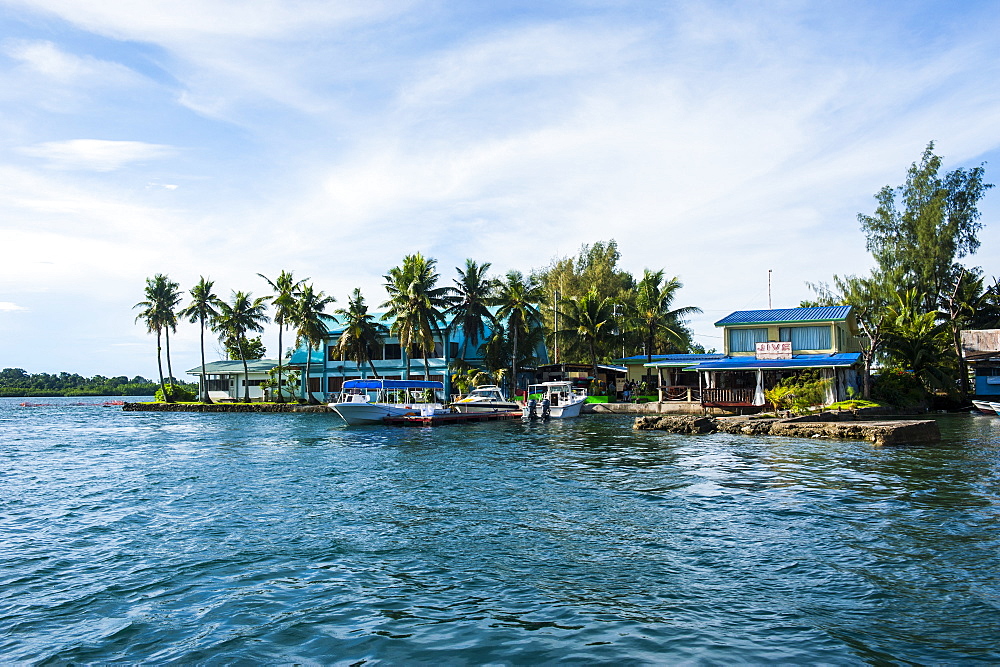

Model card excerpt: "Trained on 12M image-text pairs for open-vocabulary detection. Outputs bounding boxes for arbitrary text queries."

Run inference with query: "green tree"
[445,259,497,361]
[492,270,544,396]
[859,141,992,313]
[179,276,222,403]
[134,274,180,403]
[557,289,617,379]
[292,283,336,404]
[381,254,450,380]
[215,291,270,403]
[224,335,266,361]
[258,270,306,403]
[631,270,701,363]
[333,288,387,378]
[884,288,953,395]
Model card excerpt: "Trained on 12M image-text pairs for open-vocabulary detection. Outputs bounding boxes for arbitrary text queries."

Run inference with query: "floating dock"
[383,410,523,426]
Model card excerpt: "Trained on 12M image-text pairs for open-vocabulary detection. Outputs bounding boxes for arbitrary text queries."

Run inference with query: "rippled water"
[2,398,999,664]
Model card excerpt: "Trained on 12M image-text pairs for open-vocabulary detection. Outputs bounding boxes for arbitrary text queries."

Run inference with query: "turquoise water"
[2,398,999,664]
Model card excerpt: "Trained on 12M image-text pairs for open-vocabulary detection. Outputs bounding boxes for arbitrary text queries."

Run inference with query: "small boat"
[520,381,588,419]
[989,402,1000,417]
[329,379,447,425]
[451,385,520,413]
[972,400,996,415]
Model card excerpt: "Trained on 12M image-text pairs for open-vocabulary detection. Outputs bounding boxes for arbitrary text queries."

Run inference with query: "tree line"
[806,141,999,405]
[0,368,194,397]
[135,250,701,403]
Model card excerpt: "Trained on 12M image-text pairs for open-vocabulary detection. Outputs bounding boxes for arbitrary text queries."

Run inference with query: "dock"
[383,410,523,426]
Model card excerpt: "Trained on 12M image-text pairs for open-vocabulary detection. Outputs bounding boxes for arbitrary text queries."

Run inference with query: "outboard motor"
[524,398,537,420]
[541,398,551,420]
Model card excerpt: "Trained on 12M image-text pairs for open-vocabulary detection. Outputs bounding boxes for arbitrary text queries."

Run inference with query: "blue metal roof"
[343,379,444,389]
[288,349,326,365]
[643,354,726,367]
[714,306,853,327]
[683,353,861,371]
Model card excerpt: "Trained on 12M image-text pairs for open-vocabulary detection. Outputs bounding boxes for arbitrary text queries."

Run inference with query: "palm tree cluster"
[135,247,702,402]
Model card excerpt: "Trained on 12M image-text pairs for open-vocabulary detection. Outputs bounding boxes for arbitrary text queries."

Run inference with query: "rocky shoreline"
[633,413,941,446]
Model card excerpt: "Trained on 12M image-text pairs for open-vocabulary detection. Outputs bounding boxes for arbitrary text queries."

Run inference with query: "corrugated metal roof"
[644,354,726,367]
[714,306,853,327]
[682,353,860,371]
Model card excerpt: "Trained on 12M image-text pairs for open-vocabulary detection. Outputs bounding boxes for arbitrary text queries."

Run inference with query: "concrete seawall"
[634,414,941,446]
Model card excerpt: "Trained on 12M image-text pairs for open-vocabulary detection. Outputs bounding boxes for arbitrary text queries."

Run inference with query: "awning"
[682,353,861,371]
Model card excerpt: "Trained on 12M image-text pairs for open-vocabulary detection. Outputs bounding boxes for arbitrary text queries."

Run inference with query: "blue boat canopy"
[343,379,444,390]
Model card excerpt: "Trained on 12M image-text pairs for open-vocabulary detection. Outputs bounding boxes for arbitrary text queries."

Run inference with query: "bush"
[155,383,197,402]
[871,370,926,408]
[764,371,831,413]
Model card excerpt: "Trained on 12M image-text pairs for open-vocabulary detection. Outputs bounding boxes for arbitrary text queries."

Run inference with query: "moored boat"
[329,379,447,425]
[451,385,520,413]
[520,381,588,419]
[989,402,1000,417]
[972,400,996,415]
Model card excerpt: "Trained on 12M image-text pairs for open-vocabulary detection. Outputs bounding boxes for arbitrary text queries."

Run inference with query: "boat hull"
[330,402,443,425]
[548,399,586,418]
[972,400,996,415]
[452,401,521,414]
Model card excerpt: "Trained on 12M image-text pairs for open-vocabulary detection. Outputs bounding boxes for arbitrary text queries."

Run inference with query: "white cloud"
[2,38,141,85]
[19,140,178,172]
[0,301,26,311]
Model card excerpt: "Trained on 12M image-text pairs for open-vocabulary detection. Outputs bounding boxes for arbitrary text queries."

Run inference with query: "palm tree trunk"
[156,328,167,402]
[511,329,518,399]
[424,345,431,382]
[304,343,312,403]
[275,325,285,403]
[239,338,250,403]
[368,358,380,378]
[164,327,175,402]
[200,317,212,404]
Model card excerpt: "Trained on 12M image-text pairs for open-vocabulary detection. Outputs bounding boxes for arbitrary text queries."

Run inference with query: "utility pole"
[768,269,773,310]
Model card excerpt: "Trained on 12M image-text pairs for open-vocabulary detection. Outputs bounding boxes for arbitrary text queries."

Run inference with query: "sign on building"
[755,341,792,360]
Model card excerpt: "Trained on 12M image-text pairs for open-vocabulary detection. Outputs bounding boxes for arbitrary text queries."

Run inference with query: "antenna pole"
[768,269,772,309]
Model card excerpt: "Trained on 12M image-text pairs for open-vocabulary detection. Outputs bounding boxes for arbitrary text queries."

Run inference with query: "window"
[383,344,402,360]
[327,345,340,361]
[728,328,768,353]
[779,326,831,350]
[450,342,460,358]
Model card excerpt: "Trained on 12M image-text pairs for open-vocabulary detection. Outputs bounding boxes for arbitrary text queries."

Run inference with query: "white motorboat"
[451,385,520,413]
[972,400,996,415]
[989,402,1000,417]
[521,381,588,419]
[330,379,447,425]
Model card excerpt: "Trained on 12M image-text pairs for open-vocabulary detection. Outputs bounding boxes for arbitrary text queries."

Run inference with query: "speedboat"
[972,400,996,415]
[451,385,520,413]
[520,381,588,419]
[329,379,447,425]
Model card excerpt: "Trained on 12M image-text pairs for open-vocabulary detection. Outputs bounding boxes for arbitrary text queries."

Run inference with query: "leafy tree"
[258,270,306,403]
[179,276,222,403]
[134,274,180,402]
[292,283,336,404]
[224,335,266,361]
[631,270,701,363]
[381,254,450,380]
[492,270,544,396]
[859,141,992,314]
[215,291,270,403]
[445,259,497,361]
[883,288,954,395]
[557,289,617,379]
[333,288,387,378]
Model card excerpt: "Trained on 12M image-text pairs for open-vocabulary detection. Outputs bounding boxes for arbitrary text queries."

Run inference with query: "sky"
[2,0,1000,379]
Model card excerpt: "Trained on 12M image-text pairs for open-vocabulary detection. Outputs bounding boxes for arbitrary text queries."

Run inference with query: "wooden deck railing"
[701,388,755,406]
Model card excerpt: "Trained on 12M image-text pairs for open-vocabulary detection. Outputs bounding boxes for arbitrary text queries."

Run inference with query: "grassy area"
[826,399,884,410]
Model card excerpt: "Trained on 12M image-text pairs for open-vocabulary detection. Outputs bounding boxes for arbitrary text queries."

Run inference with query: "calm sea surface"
[2,398,999,664]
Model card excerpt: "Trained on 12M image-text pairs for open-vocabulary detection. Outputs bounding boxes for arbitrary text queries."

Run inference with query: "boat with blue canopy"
[329,379,447,425]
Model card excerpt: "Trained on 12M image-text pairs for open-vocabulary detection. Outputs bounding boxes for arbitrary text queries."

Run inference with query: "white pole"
[768,269,772,310]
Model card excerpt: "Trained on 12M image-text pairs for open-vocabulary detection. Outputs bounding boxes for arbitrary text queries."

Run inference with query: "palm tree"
[632,270,702,363]
[134,274,178,402]
[215,291,270,403]
[445,259,496,361]
[381,253,450,380]
[292,283,337,404]
[558,289,617,379]
[333,288,386,378]
[492,270,544,397]
[258,270,307,403]
[178,277,222,403]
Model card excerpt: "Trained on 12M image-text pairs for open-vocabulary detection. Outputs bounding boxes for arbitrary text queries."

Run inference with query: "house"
[288,312,549,402]
[961,329,1000,398]
[690,306,863,409]
[186,359,279,402]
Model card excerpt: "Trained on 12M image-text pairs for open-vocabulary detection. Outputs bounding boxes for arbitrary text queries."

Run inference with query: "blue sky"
[2,0,1000,378]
